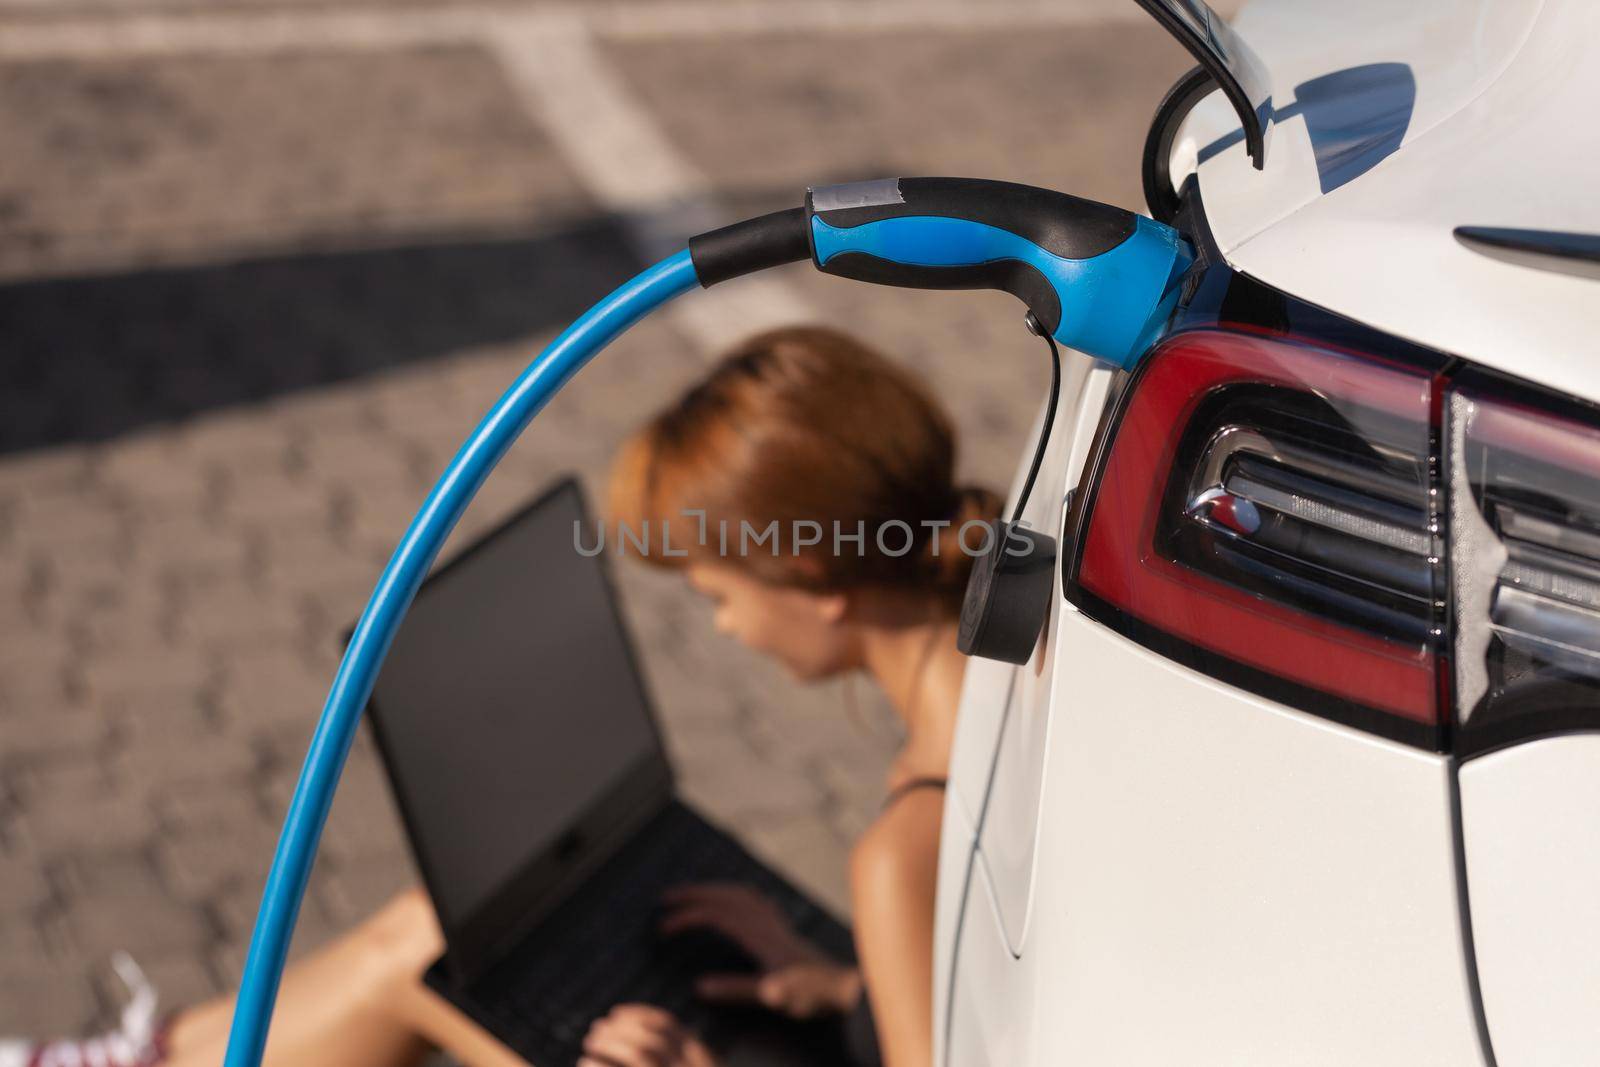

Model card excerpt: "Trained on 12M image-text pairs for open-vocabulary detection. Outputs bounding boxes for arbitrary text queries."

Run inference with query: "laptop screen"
[366,479,667,947]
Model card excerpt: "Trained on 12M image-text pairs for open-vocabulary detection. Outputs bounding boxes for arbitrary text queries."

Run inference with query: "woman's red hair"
[607,325,999,611]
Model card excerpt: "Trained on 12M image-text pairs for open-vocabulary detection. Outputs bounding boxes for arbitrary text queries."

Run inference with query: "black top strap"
[843,987,884,1067]
[881,776,948,811]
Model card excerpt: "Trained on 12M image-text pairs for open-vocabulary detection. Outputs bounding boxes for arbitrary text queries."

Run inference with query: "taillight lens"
[1449,382,1600,751]
[1076,329,1444,736]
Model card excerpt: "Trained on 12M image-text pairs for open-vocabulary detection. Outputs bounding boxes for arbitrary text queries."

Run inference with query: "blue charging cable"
[222,250,700,1067]
[222,177,1192,1066]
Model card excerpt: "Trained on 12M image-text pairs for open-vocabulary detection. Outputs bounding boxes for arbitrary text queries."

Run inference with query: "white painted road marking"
[487,13,816,350]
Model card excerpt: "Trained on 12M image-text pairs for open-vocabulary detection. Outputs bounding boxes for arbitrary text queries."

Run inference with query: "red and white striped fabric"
[1,954,168,1067]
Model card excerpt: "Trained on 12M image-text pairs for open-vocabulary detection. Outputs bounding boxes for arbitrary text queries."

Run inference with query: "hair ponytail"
[921,485,1005,606]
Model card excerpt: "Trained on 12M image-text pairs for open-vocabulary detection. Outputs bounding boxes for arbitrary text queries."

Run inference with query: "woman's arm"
[850,790,944,1067]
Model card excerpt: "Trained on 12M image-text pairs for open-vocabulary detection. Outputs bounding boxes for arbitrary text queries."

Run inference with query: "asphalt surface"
[0,0,1204,1039]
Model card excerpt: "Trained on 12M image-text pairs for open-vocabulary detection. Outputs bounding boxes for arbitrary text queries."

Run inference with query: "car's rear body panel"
[1175,0,1600,402]
[944,609,1487,1065]
[1460,736,1600,1067]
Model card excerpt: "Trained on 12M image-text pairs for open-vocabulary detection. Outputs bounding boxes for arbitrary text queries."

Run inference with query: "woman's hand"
[579,1004,716,1067]
[660,883,862,1019]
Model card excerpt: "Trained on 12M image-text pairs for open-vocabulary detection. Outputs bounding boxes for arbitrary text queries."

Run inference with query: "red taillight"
[1449,381,1600,750]
[1077,329,1443,728]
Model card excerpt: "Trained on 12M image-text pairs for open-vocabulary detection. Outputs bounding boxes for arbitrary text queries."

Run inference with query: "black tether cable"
[1009,312,1062,527]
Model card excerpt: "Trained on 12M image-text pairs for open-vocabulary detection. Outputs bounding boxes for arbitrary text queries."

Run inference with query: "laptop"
[363,477,856,1066]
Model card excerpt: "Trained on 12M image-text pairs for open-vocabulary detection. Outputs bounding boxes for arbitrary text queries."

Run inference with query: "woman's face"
[685,561,853,681]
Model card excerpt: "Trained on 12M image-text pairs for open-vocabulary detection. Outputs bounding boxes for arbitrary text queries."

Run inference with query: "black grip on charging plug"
[688,207,811,287]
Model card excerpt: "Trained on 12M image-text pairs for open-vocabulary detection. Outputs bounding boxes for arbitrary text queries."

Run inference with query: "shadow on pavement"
[0,216,641,454]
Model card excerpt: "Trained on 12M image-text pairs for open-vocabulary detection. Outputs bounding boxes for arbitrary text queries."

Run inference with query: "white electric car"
[934,2,1600,1065]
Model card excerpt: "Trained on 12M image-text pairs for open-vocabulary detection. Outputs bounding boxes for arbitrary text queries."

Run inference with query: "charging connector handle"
[806,177,1193,369]
[686,178,1192,370]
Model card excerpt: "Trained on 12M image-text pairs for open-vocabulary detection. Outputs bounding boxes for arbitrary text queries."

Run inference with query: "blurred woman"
[4,325,994,1067]
[584,325,1000,1067]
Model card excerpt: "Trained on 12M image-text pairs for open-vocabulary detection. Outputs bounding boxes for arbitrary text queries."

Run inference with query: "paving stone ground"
[0,0,1198,1042]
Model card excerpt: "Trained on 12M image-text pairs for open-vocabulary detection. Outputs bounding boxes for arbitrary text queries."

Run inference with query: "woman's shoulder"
[850,783,943,902]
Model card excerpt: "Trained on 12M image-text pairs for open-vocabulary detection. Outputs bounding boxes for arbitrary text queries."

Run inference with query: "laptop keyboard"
[466,802,846,1065]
